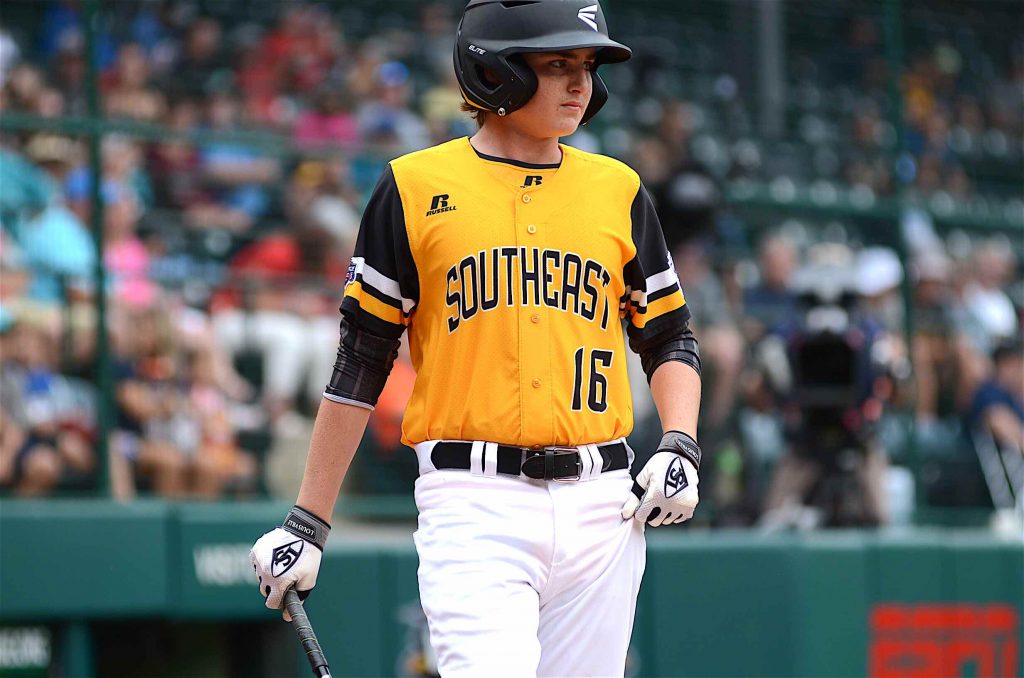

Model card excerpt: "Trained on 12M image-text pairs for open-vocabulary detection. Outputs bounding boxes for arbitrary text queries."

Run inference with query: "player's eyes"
[549,60,567,69]
[584,62,596,71]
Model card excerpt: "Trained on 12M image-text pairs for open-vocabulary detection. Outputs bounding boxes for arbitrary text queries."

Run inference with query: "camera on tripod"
[788,264,870,457]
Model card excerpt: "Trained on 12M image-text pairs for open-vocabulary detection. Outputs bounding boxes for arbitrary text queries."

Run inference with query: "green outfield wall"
[1,500,1021,677]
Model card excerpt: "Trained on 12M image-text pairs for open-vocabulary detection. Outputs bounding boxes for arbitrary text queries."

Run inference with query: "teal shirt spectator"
[0,150,95,303]
[18,204,96,303]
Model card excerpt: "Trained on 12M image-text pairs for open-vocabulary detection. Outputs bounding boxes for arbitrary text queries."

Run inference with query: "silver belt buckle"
[545,446,582,482]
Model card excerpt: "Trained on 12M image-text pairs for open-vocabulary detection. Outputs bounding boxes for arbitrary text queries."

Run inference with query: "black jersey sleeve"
[326,165,419,408]
[621,182,692,347]
[339,164,420,340]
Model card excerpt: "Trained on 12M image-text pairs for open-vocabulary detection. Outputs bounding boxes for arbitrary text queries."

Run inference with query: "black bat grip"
[285,589,332,678]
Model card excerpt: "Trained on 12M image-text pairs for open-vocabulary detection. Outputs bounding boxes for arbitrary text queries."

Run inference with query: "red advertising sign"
[870,604,1020,678]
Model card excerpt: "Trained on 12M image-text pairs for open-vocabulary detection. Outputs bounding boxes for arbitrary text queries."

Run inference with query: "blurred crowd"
[0,1,1020,524]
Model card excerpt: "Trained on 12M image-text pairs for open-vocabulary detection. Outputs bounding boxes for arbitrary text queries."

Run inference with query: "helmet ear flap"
[504,53,538,111]
[455,45,540,115]
[581,70,609,125]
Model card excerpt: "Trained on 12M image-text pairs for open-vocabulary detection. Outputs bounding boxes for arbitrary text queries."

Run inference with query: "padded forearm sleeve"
[632,322,701,382]
[323,316,401,409]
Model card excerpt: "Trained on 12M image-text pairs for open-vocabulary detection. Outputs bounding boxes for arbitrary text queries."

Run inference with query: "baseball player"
[251,1,703,676]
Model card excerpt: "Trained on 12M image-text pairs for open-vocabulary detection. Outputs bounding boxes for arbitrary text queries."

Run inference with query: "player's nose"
[568,69,590,96]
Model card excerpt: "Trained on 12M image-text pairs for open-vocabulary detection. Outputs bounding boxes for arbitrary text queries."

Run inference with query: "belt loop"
[575,444,591,480]
[469,441,485,475]
[585,444,603,481]
[621,437,635,468]
[415,440,439,474]
[483,442,498,477]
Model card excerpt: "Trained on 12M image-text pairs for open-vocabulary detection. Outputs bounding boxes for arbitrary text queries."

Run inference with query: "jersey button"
[530,314,540,324]
[526,224,537,234]
[531,378,542,388]
[522,194,532,204]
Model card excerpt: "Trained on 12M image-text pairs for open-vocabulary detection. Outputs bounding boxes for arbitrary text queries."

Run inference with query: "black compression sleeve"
[632,322,701,382]
[324,315,401,408]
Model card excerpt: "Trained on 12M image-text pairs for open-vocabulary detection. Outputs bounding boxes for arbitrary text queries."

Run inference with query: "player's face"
[513,48,597,138]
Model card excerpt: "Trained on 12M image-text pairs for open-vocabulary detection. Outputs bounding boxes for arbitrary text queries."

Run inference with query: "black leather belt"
[430,441,629,481]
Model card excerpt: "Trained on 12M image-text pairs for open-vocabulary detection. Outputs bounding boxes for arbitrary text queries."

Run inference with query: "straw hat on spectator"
[24,133,79,169]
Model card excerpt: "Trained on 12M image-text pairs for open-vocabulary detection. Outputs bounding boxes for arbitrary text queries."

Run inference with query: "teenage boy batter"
[252,2,703,675]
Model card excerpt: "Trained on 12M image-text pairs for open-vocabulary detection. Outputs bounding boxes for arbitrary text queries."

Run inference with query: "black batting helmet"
[454,0,631,125]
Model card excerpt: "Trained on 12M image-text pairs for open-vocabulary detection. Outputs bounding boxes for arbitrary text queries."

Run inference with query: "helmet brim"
[479,31,631,64]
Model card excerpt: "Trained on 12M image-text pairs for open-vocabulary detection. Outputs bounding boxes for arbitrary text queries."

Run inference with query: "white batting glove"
[250,506,330,615]
[621,431,701,526]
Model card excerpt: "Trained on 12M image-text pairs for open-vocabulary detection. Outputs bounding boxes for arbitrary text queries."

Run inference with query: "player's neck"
[469,124,563,166]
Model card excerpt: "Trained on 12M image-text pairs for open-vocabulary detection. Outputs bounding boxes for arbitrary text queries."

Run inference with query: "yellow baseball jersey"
[341,137,689,448]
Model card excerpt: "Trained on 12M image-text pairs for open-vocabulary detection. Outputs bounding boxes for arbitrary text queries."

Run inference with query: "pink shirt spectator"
[293,110,359,149]
[105,237,157,308]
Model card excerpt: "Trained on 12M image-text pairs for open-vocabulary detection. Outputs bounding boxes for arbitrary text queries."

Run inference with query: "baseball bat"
[285,588,332,678]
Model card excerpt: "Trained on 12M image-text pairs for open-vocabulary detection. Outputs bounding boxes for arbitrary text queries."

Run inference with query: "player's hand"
[250,506,330,618]
[620,431,701,526]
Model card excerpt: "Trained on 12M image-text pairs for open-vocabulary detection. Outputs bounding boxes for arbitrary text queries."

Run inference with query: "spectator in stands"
[420,68,475,145]
[736,233,799,519]
[959,239,1019,356]
[741,233,799,344]
[191,90,280,232]
[103,42,165,123]
[110,307,189,499]
[107,297,253,500]
[0,403,62,497]
[210,214,350,420]
[910,249,978,421]
[415,2,457,79]
[0,27,19,88]
[148,97,204,213]
[0,321,95,489]
[166,16,226,100]
[186,345,259,498]
[49,34,89,116]
[293,83,359,150]
[3,63,46,113]
[64,134,147,226]
[356,61,430,155]
[856,246,905,335]
[285,159,360,247]
[23,132,78,188]
[102,182,158,310]
[232,23,278,126]
[968,338,1024,456]
[0,231,30,329]
[262,4,341,99]
[674,238,744,431]
[5,145,95,323]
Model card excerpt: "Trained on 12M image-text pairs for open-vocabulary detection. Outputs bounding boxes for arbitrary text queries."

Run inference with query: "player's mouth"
[560,101,583,110]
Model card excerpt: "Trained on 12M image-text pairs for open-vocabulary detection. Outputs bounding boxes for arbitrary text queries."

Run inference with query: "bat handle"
[285,589,332,678]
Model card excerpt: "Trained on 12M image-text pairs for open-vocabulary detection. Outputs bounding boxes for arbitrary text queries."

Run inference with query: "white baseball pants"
[413,465,646,677]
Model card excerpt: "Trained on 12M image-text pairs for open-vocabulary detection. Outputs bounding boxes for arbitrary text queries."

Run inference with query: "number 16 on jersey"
[572,347,613,413]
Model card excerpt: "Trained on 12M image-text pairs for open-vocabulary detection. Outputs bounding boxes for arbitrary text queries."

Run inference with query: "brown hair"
[461,102,489,128]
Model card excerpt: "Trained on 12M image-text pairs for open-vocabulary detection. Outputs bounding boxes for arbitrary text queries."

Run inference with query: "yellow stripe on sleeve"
[345,281,407,326]
[630,290,687,329]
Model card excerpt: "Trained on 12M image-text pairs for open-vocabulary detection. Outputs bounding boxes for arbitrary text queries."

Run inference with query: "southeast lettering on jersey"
[446,247,612,333]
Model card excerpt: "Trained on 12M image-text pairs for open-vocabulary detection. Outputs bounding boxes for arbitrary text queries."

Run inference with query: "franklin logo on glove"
[271,541,304,577]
